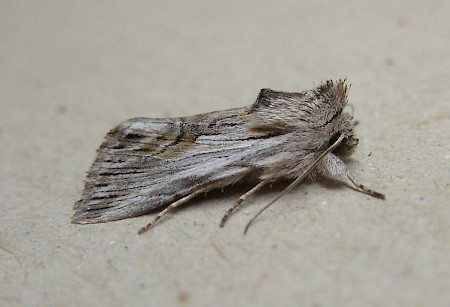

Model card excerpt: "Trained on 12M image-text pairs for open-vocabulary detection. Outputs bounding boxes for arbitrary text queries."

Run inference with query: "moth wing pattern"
[73,108,276,224]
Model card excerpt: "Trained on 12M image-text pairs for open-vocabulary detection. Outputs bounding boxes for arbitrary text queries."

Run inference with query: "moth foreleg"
[347,173,385,199]
[320,153,385,199]
[138,188,208,235]
[219,179,270,227]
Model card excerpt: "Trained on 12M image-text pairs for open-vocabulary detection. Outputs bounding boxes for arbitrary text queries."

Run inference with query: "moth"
[72,80,385,234]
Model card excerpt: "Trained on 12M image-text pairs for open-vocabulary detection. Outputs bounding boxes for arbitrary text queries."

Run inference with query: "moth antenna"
[244,134,346,235]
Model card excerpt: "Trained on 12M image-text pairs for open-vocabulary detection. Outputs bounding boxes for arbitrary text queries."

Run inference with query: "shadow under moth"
[73,80,385,235]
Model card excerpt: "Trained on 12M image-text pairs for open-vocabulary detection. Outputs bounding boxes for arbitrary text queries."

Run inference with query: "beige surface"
[1,1,449,306]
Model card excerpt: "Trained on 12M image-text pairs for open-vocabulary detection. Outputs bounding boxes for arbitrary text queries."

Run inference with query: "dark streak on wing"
[151,118,185,156]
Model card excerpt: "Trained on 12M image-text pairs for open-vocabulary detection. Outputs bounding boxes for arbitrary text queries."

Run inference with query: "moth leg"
[138,188,207,235]
[244,134,345,235]
[320,153,385,199]
[219,179,269,227]
[347,173,385,199]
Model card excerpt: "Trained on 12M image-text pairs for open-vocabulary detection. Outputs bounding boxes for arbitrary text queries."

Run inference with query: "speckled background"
[1,1,449,306]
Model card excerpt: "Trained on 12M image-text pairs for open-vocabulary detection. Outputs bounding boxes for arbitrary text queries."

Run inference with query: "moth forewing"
[72,112,257,224]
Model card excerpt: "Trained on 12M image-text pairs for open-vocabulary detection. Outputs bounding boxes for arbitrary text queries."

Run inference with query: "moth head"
[330,112,358,157]
[314,80,357,157]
